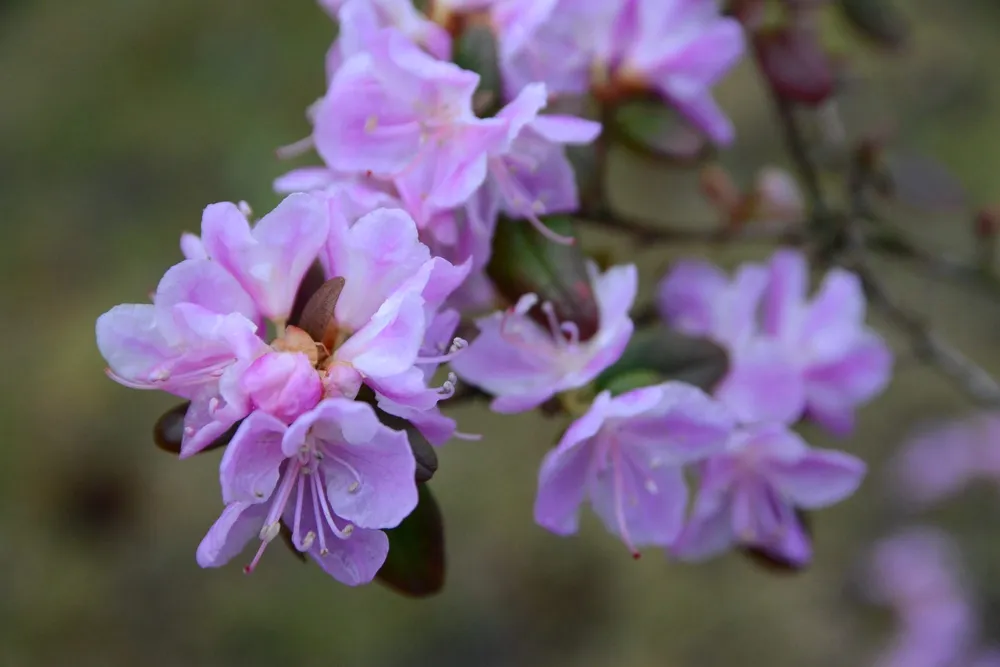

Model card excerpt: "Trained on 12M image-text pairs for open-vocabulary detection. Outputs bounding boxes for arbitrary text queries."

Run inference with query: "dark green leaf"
[153,402,239,455]
[376,409,439,483]
[596,327,729,393]
[839,0,909,50]
[613,100,709,163]
[376,484,445,597]
[453,23,502,118]
[487,216,600,341]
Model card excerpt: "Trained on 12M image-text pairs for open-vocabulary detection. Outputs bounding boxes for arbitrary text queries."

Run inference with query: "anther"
[348,481,360,493]
[301,531,315,550]
[238,201,253,219]
[259,522,281,543]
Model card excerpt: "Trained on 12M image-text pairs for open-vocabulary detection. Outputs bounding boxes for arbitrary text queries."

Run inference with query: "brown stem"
[856,265,1000,407]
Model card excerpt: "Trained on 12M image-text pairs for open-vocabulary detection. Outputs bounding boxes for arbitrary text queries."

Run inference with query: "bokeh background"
[3,1,1000,665]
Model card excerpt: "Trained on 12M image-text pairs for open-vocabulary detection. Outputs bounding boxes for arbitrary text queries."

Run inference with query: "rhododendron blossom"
[658,249,892,433]
[535,382,733,555]
[673,423,865,566]
[451,263,637,413]
[197,399,416,584]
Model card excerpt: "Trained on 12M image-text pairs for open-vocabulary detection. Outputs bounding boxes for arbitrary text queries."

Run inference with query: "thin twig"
[576,209,804,245]
[770,96,828,220]
[842,142,1000,406]
[857,265,1000,407]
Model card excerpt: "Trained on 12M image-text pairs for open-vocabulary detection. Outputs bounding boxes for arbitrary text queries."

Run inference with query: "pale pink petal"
[241,352,323,424]
[335,289,426,379]
[218,410,289,504]
[768,449,866,509]
[196,501,268,568]
[286,399,417,528]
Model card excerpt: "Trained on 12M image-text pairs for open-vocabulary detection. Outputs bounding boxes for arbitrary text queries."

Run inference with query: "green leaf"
[838,0,909,50]
[153,402,238,455]
[376,409,439,484]
[596,327,729,393]
[487,216,600,341]
[613,100,709,163]
[452,23,501,118]
[376,484,445,597]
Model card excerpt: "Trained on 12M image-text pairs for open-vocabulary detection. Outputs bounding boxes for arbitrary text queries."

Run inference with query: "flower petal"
[218,411,289,505]
[768,448,866,509]
[534,395,609,535]
[287,399,417,529]
[196,501,269,568]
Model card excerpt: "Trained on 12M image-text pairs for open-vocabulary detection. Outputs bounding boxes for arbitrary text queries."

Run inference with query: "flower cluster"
[95,0,891,591]
[98,196,470,583]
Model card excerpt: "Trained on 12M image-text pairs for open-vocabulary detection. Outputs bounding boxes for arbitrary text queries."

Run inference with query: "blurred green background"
[3,1,1000,665]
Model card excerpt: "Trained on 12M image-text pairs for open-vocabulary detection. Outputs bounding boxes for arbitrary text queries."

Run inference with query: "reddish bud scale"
[753,25,835,107]
[975,207,1000,240]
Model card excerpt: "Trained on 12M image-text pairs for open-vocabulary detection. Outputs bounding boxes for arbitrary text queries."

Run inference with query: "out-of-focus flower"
[197,399,416,584]
[486,82,602,243]
[867,528,977,667]
[673,422,865,566]
[535,382,733,555]
[493,0,618,100]
[493,0,744,144]
[657,258,805,424]
[451,263,636,412]
[761,249,892,435]
[612,0,746,144]
[322,0,450,80]
[658,248,892,433]
[892,413,1000,508]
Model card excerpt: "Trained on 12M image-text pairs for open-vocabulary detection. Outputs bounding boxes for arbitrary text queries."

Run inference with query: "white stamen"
[258,522,280,543]
[276,135,314,160]
[348,481,360,494]
[301,531,316,550]
[238,201,253,219]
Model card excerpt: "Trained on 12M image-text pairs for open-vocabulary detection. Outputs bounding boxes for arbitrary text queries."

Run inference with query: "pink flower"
[313,28,508,226]
[98,194,468,457]
[761,249,892,435]
[96,258,269,456]
[493,0,619,100]
[197,194,331,324]
[196,399,416,584]
[323,0,451,82]
[535,382,733,555]
[867,528,976,667]
[614,0,745,144]
[318,206,471,428]
[891,413,1000,508]
[658,249,892,434]
[451,263,637,413]
[485,82,602,243]
[672,423,865,566]
[658,258,805,424]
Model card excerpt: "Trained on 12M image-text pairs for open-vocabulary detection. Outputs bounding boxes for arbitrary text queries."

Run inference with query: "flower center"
[243,432,365,574]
